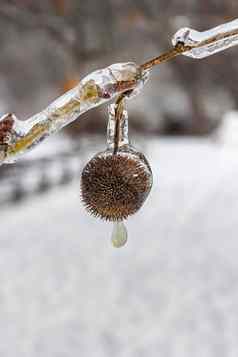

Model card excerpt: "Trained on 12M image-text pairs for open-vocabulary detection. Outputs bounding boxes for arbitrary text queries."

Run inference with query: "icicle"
[172,18,238,59]
[111,221,128,248]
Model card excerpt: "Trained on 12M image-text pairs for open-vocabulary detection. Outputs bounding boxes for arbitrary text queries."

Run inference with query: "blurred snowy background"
[1,1,238,356]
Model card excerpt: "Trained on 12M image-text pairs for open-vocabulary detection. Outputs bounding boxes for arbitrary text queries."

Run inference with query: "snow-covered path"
[1,138,238,357]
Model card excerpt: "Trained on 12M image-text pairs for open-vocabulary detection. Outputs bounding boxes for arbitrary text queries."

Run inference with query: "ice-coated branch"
[1,18,238,165]
[0,62,149,165]
[172,18,238,59]
[142,18,238,70]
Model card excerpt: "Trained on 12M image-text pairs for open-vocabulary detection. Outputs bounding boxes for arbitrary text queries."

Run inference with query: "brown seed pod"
[80,147,153,221]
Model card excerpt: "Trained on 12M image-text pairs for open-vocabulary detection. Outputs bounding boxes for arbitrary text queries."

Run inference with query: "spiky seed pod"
[80,148,153,221]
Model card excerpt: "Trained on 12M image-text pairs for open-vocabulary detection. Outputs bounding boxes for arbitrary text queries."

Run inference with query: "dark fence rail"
[0,143,83,207]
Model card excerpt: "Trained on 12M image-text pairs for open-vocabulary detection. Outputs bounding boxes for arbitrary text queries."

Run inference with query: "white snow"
[217,111,238,146]
[1,137,238,356]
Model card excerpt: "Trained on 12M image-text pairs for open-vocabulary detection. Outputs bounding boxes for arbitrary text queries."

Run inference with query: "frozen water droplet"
[111,221,128,248]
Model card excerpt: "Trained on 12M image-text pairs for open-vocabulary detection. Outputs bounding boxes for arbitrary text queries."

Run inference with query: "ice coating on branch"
[172,18,238,59]
[0,62,149,165]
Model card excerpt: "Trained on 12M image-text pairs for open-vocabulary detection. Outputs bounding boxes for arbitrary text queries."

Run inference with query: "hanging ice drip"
[80,99,153,247]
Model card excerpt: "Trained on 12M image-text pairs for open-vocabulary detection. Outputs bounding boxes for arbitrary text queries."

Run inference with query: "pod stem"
[113,93,127,155]
[140,43,191,71]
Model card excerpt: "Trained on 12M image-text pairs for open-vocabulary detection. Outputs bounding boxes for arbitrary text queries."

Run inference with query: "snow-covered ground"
[1,137,238,357]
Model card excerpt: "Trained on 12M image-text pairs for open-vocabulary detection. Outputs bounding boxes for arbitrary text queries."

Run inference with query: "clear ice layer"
[0,62,150,165]
[172,18,238,59]
[107,104,129,150]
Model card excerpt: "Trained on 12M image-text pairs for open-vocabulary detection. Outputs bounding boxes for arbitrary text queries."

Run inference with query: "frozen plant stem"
[113,94,127,155]
[0,63,149,165]
[141,18,238,70]
[172,18,238,59]
[1,18,238,165]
